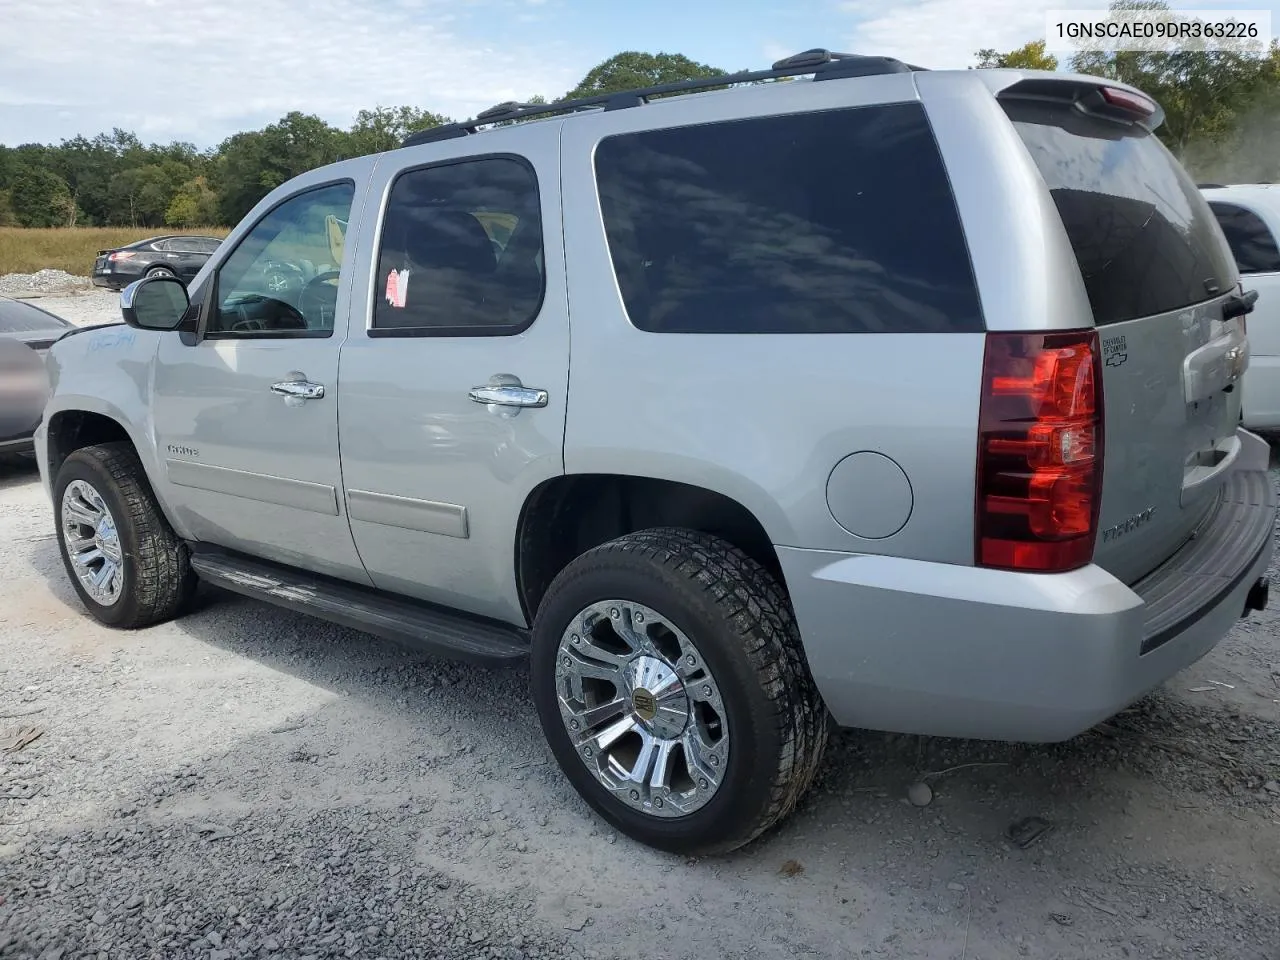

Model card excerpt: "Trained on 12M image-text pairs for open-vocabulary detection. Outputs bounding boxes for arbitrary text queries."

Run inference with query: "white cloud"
[846,0,1280,68]
[847,0,1056,68]
[0,0,579,145]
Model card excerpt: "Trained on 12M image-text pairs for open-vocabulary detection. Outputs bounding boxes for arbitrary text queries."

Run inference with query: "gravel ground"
[1,275,1279,959]
[0,274,120,329]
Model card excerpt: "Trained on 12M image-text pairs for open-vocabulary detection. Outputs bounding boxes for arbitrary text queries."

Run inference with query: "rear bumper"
[782,428,1276,742]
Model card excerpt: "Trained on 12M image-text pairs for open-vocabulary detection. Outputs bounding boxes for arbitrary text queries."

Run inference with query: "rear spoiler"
[971,69,1165,133]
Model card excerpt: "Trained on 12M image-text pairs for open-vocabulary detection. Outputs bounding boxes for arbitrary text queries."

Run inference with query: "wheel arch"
[43,402,187,539]
[514,473,786,623]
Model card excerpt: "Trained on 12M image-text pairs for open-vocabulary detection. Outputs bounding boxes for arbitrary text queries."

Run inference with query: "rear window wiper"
[1224,288,1259,321]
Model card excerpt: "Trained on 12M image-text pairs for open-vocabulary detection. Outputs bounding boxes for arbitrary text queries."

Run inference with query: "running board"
[188,548,529,665]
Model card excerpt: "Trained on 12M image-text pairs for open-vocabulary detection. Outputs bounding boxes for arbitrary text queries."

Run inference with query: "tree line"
[0,51,722,231]
[4,1,1280,231]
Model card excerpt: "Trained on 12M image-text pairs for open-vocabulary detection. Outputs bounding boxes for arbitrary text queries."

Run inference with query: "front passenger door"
[151,176,373,585]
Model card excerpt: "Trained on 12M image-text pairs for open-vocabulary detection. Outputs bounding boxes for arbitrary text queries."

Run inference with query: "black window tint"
[209,181,354,338]
[372,157,544,335]
[0,300,67,332]
[1005,101,1236,325]
[593,103,983,334]
[1208,201,1280,275]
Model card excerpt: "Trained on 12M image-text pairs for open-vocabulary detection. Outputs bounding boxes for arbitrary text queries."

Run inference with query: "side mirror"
[121,276,190,331]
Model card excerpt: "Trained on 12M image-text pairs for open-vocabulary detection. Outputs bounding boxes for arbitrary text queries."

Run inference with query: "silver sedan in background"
[0,296,72,456]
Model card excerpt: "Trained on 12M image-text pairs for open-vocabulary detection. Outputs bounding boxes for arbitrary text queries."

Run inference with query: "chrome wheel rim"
[555,600,729,818]
[60,480,125,606]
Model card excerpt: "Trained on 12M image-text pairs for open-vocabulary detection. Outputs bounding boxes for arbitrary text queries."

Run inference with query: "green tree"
[107,159,193,227]
[346,106,449,155]
[9,166,75,227]
[164,175,220,227]
[974,39,1059,70]
[563,51,724,100]
[0,189,17,226]
[1069,0,1280,151]
[213,112,346,224]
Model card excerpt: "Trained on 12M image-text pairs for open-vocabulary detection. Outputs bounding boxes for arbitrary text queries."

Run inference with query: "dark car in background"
[91,235,223,290]
[0,296,73,456]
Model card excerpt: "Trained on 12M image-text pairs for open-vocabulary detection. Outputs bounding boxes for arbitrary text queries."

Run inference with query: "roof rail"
[1197,182,1226,189]
[402,49,925,147]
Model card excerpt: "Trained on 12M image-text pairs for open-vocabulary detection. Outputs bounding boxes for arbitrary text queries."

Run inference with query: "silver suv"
[36,50,1277,854]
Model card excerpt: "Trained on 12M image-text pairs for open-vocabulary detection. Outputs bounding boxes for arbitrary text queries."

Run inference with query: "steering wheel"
[299,271,342,330]
[224,293,308,332]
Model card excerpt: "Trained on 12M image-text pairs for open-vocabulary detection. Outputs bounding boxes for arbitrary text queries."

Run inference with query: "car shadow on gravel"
[0,454,40,491]
[14,526,1280,960]
[19,529,1280,842]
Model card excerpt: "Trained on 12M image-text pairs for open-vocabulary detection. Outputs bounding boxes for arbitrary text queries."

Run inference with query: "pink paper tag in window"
[385,268,410,308]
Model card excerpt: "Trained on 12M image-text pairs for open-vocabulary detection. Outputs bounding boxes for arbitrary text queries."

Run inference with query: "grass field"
[0,226,231,276]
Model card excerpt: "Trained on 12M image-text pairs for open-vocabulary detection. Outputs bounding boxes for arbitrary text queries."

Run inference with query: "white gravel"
[1,273,1279,959]
[1,279,121,330]
[0,270,93,299]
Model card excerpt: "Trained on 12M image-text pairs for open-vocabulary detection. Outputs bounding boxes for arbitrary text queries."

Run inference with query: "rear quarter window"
[593,102,984,334]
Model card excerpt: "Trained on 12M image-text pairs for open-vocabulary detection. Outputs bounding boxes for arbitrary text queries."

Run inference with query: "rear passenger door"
[338,122,568,625]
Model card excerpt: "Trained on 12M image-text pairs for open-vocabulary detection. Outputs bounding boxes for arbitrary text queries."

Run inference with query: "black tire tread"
[59,442,194,628]
[543,527,830,853]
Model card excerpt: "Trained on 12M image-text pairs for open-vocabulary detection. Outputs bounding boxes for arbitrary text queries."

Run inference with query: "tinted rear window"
[0,300,68,333]
[593,102,984,334]
[1005,101,1235,326]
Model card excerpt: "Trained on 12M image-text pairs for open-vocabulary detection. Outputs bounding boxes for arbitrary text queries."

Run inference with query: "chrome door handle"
[271,380,325,400]
[468,384,548,408]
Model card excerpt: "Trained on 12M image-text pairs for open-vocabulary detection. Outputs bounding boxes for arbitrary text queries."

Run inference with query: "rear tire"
[530,528,829,854]
[144,266,176,280]
[53,442,195,628]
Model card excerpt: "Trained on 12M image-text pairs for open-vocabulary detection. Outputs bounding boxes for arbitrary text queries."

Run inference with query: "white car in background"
[1201,183,1280,429]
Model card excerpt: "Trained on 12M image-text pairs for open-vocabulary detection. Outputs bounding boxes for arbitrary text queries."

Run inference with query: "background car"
[1199,183,1280,429]
[91,235,223,290]
[0,296,72,456]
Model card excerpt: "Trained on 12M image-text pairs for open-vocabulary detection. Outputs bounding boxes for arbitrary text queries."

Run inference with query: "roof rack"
[1197,182,1226,189]
[402,49,926,147]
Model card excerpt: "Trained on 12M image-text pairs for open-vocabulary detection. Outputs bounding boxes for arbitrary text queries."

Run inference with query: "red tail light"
[975,330,1103,573]
[108,251,135,262]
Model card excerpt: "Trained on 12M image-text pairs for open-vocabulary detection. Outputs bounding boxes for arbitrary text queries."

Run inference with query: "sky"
[1,0,1276,148]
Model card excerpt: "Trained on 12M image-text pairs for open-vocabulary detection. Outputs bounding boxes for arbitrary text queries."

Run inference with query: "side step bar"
[188,547,529,665]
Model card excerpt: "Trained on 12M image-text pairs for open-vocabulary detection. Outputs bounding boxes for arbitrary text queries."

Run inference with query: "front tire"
[53,442,195,628]
[531,528,829,855]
